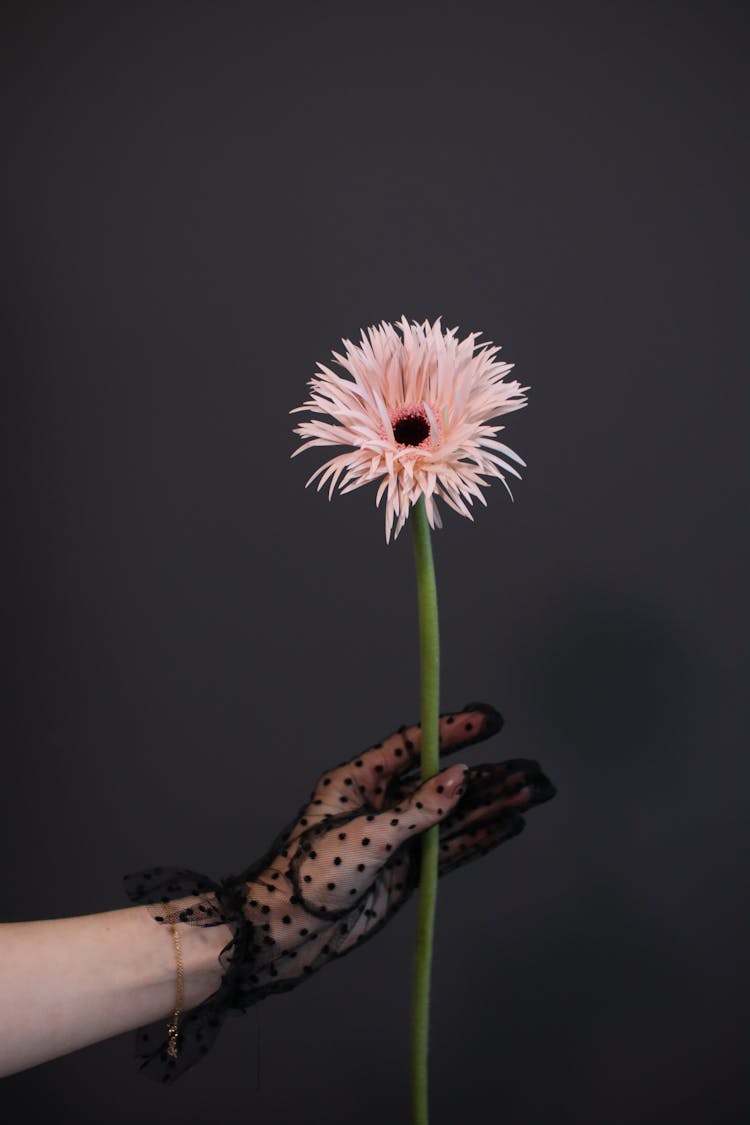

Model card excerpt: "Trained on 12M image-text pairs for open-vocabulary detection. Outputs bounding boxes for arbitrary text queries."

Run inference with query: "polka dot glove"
[124,702,555,1082]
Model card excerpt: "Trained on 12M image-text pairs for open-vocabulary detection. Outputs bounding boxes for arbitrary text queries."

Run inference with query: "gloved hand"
[125,702,555,1082]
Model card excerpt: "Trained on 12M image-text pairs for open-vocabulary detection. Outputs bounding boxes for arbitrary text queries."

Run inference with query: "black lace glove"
[124,703,555,1083]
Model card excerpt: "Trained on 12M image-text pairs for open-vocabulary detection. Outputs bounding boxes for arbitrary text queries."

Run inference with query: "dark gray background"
[2,2,748,1122]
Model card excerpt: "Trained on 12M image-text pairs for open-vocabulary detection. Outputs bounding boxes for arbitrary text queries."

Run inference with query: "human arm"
[0,905,233,1077]
[0,703,555,1082]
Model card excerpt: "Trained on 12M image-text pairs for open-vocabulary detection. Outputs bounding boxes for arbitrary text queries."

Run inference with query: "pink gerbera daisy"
[292,317,528,541]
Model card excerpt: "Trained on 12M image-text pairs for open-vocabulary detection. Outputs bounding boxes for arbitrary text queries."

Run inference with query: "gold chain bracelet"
[164,909,184,1059]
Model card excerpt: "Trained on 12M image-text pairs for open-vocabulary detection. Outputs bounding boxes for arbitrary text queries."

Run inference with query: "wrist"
[155,898,234,1011]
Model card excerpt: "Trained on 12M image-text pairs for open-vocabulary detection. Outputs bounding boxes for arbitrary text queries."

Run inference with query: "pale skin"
[0,905,232,1077]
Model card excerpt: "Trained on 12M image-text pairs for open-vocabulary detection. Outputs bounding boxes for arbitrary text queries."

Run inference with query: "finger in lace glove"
[124,702,555,1083]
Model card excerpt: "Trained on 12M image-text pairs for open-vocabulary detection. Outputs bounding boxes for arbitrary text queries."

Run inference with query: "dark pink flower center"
[391,406,431,447]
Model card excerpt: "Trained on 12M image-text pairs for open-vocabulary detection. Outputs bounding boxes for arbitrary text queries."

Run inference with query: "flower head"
[292,317,528,541]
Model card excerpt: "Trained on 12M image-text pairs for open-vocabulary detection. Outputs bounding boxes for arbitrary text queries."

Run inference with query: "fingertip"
[438,763,469,801]
[405,765,468,832]
[461,702,503,736]
[438,704,503,754]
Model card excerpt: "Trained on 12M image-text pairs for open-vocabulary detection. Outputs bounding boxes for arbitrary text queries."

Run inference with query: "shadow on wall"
[455,583,721,1125]
[512,580,701,765]
[505,578,707,911]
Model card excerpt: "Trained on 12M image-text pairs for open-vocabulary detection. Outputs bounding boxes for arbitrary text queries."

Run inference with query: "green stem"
[410,497,440,1125]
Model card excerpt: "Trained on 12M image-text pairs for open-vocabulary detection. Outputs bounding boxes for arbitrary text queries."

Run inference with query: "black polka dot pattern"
[123,703,555,1084]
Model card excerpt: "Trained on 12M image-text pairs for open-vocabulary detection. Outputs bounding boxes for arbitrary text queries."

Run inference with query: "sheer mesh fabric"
[124,703,555,1083]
